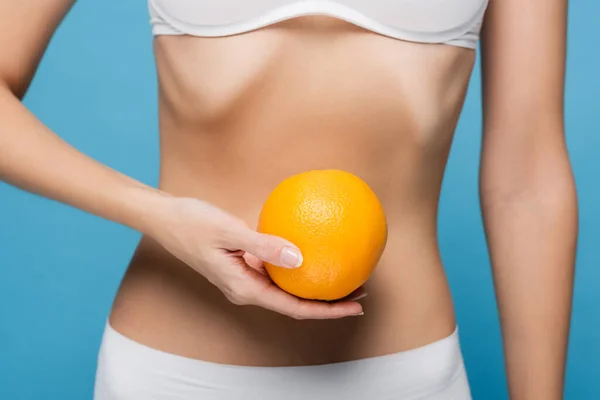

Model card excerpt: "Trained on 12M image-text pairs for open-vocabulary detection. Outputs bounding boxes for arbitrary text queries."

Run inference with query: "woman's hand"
[147,196,365,320]
[0,0,363,321]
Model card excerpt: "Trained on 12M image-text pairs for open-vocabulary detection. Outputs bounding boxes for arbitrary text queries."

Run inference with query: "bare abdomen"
[109,17,475,366]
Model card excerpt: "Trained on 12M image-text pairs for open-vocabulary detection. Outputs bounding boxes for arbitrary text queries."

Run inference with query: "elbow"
[479,147,578,245]
[480,170,578,234]
[480,174,577,217]
[479,139,577,214]
[0,74,28,101]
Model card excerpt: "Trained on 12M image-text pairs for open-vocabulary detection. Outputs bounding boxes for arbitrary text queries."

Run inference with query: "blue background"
[0,2,597,399]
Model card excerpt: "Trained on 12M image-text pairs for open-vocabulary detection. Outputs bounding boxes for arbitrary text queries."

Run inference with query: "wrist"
[507,365,565,400]
[120,186,174,235]
[510,389,563,400]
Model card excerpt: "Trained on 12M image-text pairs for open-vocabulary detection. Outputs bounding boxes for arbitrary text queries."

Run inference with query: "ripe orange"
[257,170,387,301]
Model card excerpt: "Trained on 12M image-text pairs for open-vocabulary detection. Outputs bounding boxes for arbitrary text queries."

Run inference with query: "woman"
[0,0,576,399]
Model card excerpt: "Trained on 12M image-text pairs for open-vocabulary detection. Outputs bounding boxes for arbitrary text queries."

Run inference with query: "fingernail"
[280,247,303,268]
[353,312,365,316]
[352,293,368,301]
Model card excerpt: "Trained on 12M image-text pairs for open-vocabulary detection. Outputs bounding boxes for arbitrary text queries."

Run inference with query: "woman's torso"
[109,15,477,367]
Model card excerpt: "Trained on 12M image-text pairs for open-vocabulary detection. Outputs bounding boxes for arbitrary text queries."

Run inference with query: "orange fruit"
[257,170,387,301]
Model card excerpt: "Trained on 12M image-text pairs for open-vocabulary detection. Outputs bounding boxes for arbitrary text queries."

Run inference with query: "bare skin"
[108,19,471,365]
[0,1,575,398]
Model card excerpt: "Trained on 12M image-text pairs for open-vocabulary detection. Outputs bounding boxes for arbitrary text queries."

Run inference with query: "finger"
[255,282,364,320]
[224,227,303,269]
[242,252,267,274]
[341,286,367,302]
[224,249,245,256]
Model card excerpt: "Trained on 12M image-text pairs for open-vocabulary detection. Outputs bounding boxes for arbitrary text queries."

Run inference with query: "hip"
[95,320,470,400]
[108,237,456,366]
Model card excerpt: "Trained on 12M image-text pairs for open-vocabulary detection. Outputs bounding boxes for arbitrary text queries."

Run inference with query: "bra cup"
[149,0,488,48]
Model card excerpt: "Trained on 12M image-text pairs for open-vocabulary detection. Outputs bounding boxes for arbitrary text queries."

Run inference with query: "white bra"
[149,0,489,49]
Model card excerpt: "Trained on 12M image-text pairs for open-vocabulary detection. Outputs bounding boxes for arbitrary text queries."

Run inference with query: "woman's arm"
[0,0,164,232]
[480,0,576,398]
[0,0,364,320]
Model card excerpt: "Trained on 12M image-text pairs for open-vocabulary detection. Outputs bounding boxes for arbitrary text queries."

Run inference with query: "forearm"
[0,85,168,233]
[480,135,577,399]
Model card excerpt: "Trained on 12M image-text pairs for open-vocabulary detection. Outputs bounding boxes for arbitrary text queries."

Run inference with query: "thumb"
[227,227,303,269]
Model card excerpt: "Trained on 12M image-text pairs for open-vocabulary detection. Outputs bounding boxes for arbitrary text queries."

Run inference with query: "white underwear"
[148,0,489,49]
[94,323,471,399]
